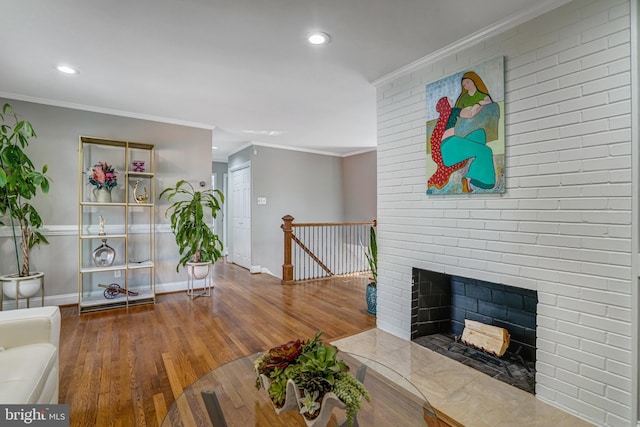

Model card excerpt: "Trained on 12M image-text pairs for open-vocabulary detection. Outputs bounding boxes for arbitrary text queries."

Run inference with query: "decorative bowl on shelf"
[131,160,146,172]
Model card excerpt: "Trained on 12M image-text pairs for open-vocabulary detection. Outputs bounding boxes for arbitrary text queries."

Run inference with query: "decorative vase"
[92,239,116,267]
[366,283,377,315]
[93,187,112,203]
[92,216,116,266]
[133,180,149,203]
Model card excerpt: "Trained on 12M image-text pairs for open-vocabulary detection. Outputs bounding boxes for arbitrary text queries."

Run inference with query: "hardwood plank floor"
[59,262,376,426]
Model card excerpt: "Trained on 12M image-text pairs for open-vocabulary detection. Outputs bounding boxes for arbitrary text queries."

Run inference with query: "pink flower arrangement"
[89,162,117,190]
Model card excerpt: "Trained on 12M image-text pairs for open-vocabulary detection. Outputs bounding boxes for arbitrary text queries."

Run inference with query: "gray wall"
[0,98,213,305]
[342,150,376,222]
[227,144,376,278]
[0,97,376,303]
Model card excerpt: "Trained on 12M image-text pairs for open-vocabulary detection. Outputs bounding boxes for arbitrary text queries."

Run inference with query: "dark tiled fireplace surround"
[411,268,538,393]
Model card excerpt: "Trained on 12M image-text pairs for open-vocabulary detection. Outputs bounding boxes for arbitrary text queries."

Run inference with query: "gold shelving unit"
[77,136,156,313]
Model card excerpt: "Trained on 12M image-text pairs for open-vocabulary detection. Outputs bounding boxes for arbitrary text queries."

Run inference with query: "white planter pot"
[186,261,212,280]
[259,375,299,414]
[298,390,345,427]
[258,373,347,425]
[1,272,44,299]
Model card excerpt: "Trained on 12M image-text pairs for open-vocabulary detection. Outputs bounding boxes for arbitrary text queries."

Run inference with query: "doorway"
[229,163,251,269]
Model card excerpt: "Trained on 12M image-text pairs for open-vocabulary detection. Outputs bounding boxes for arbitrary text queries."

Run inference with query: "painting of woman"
[425,57,504,195]
[428,72,495,192]
[440,97,496,190]
[430,97,496,192]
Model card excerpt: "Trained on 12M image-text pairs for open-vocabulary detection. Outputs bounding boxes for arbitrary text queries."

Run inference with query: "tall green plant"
[364,225,377,285]
[159,179,224,271]
[0,104,50,276]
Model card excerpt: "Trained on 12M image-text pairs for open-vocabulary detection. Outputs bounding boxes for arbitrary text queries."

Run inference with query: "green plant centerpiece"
[254,331,370,427]
[159,179,224,271]
[0,104,50,298]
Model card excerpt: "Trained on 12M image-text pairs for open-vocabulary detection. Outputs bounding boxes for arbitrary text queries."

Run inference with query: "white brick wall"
[375,0,633,425]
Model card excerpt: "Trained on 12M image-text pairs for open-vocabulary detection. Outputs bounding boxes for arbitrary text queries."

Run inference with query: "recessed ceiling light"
[307,32,331,45]
[57,65,78,74]
[212,146,219,150]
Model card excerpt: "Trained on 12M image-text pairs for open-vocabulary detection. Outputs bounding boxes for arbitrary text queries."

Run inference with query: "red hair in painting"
[427,97,466,189]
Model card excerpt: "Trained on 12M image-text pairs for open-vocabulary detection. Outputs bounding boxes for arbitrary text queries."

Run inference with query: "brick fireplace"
[375,0,634,422]
[410,267,538,392]
[411,268,538,361]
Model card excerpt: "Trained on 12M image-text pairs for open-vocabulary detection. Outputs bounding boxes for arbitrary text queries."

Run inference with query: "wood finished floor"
[59,262,376,427]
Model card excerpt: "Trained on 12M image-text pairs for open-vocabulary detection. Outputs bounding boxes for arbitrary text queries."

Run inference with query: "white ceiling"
[0,0,567,160]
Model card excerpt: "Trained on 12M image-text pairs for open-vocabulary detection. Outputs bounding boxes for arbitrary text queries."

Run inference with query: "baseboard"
[155,281,189,294]
[0,281,195,311]
[260,267,277,277]
[1,292,77,310]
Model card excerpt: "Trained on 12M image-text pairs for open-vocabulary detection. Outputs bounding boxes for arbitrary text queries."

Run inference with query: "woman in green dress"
[455,71,493,109]
[445,72,496,192]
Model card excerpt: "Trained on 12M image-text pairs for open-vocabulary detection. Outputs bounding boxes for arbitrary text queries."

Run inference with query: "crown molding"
[0,91,216,130]
[372,0,573,87]
[226,140,376,159]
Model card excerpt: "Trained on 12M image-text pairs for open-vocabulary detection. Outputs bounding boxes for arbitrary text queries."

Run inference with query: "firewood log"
[460,319,510,357]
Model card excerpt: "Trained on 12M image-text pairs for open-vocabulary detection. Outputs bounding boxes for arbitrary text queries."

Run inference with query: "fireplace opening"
[411,268,537,394]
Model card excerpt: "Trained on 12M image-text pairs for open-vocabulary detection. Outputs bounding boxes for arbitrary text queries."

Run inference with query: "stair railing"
[281,215,376,284]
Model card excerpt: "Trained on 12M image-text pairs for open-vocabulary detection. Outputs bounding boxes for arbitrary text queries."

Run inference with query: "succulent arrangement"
[254,331,370,426]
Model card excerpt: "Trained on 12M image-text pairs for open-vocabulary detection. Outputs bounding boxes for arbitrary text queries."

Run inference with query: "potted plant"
[0,103,50,302]
[364,221,377,315]
[159,179,224,278]
[254,331,370,427]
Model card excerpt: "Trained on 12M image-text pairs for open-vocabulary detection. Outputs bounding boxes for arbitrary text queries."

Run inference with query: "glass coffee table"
[161,352,441,426]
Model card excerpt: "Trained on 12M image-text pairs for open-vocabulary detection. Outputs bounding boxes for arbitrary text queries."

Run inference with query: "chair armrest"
[0,306,60,350]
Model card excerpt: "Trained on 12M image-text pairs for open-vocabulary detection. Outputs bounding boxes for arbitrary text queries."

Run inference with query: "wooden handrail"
[292,221,374,227]
[281,215,376,285]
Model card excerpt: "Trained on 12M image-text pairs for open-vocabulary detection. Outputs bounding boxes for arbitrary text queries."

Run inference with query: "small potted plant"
[0,104,51,302]
[159,179,224,278]
[364,222,377,315]
[255,331,370,427]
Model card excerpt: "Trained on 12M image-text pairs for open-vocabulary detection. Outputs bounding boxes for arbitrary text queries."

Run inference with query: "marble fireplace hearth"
[332,329,593,427]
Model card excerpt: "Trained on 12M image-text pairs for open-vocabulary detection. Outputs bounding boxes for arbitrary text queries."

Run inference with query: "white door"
[222,173,228,255]
[230,164,251,269]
